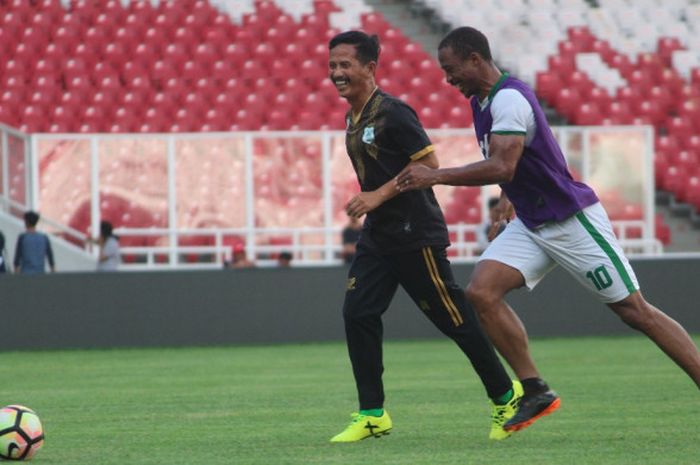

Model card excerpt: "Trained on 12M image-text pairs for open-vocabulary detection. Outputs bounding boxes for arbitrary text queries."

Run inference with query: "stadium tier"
[416,0,699,223]
[0,0,691,266]
[0,0,464,133]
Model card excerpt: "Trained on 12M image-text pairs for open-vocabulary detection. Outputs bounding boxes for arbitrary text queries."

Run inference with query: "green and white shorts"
[479,202,639,303]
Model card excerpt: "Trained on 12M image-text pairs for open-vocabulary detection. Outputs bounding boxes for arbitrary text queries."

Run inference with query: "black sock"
[521,377,549,397]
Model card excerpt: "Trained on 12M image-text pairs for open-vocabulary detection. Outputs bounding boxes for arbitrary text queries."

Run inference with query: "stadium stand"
[412,0,699,232]
[0,0,462,134]
[1,0,692,263]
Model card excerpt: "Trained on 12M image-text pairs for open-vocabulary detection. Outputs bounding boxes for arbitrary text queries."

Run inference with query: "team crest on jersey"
[362,126,375,144]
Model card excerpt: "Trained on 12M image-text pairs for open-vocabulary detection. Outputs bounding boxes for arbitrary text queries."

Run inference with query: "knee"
[465,281,498,313]
[613,301,657,332]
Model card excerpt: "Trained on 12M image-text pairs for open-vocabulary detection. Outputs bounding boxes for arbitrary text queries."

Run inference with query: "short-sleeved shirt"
[97,236,120,271]
[471,73,598,229]
[14,231,54,274]
[345,88,449,253]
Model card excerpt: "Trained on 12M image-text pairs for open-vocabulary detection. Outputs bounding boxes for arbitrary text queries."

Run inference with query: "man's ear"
[469,51,482,66]
[366,60,377,75]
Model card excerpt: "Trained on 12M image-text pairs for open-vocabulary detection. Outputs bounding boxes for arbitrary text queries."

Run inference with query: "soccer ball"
[0,405,44,461]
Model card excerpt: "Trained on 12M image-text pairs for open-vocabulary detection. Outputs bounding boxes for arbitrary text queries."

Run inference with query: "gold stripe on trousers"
[422,247,463,326]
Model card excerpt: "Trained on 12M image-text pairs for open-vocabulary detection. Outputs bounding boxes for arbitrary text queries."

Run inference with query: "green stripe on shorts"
[575,211,636,294]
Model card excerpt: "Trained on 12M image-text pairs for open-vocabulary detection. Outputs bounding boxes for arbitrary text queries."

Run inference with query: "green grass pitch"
[1,335,698,465]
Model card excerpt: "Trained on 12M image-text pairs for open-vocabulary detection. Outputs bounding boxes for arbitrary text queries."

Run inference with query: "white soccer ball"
[0,405,44,461]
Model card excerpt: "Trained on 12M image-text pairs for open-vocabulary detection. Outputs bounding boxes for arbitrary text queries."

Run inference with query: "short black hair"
[100,220,114,238]
[24,211,40,227]
[278,251,293,261]
[439,27,492,61]
[328,30,380,64]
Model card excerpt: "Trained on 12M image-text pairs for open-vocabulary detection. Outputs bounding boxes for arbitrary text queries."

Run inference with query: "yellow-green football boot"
[489,380,524,440]
[330,410,392,442]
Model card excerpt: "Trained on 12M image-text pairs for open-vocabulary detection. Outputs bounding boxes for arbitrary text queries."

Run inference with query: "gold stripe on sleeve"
[409,145,435,161]
[422,247,463,326]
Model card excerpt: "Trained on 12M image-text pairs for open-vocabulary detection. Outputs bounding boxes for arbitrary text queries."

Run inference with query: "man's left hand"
[396,164,435,191]
[346,192,381,218]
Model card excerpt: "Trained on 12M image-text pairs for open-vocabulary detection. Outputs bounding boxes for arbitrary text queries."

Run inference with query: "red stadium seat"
[656,134,680,153]
[21,105,47,132]
[657,37,684,68]
[607,101,633,125]
[590,39,615,62]
[1,90,24,107]
[384,27,410,51]
[28,90,56,107]
[661,165,688,195]
[667,117,693,141]
[361,12,390,33]
[691,68,700,86]
[84,25,109,46]
[636,52,665,82]
[634,99,665,126]
[684,135,700,154]
[606,53,634,77]
[558,39,581,58]
[401,43,427,67]
[658,69,685,95]
[586,87,613,113]
[573,103,603,126]
[548,54,576,77]
[535,71,563,105]
[92,90,118,109]
[553,88,583,121]
[240,60,266,84]
[615,86,642,109]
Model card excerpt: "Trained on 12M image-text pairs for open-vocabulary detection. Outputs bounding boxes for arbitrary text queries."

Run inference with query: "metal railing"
[0,124,662,270]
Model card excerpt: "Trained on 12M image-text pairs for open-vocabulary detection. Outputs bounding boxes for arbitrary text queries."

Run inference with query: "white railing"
[0,124,661,270]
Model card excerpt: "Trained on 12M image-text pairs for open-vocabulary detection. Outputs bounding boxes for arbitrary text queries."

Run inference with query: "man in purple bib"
[397,26,700,431]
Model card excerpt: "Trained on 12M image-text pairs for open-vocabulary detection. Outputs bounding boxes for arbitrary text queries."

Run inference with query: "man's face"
[438,45,479,98]
[329,43,373,101]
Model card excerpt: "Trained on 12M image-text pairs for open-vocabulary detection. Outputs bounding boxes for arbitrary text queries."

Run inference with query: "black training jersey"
[344,88,449,253]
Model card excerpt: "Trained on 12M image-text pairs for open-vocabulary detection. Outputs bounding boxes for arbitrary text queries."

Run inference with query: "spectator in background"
[341,214,362,264]
[14,211,55,274]
[95,221,120,272]
[277,251,293,267]
[0,230,7,273]
[476,196,507,254]
[225,243,255,269]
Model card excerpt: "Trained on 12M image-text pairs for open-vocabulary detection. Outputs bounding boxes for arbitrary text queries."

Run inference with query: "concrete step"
[364,0,443,57]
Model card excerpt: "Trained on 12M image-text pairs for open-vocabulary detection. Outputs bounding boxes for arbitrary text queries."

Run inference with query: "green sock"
[359,408,383,417]
[493,388,514,405]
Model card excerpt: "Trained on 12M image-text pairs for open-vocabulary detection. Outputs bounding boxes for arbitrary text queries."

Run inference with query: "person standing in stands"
[95,220,120,272]
[14,211,55,274]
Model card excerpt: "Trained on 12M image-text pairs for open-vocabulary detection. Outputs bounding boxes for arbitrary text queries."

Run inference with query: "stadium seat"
[573,102,603,125]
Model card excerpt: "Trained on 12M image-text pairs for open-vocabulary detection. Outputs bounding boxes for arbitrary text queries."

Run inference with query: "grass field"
[1,335,698,465]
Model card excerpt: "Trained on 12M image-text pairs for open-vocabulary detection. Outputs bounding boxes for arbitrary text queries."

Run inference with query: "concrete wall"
[1,257,699,350]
